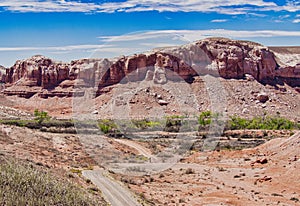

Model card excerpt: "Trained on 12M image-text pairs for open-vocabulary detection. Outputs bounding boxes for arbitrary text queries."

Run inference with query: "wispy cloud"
[94,29,300,57]
[98,30,300,43]
[2,30,300,53]
[1,29,300,67]
[0,0,102,12]
[211,19,228,23]
[274,20,284,23]
[98,31,190,43]
[293,19,300,23]
[0,0,299,14]
[0,44,110,52]
[279,14,290,19]
[247,13,267,17]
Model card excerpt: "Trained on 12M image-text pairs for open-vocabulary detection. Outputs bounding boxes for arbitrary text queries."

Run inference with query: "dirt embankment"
[113,132,300,205]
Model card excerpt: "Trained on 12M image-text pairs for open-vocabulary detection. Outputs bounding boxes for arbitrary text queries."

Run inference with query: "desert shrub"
[198,111,212,126]
[164,116,182,132]
[227,115,297,130]
[41,120,75,128]
[132,119,161,130]
[34,109,51,124]
[98,119,118,134]
[228,116,249,130]
[0,119,76,131]
[0,119,32,127]
[0,158,102,206]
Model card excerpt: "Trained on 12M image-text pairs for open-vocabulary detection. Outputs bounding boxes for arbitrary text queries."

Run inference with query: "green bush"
[98,119,118,134]
[0,119,75,130]
[227,115,297,130]
[34,109,51,124]
[228,116,249,130]
[198,111,212,126]
[132,119,161,129]
[0,158,103,206]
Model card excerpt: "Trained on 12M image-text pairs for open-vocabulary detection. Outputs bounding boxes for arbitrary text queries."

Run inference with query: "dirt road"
[114,139,154,159]
[82,169,141,206]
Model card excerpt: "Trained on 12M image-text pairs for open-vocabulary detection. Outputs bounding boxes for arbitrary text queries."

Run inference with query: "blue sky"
[0,0,299,67]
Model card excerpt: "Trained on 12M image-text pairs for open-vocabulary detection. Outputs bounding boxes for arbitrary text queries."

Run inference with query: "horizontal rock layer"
[0,38,299,98]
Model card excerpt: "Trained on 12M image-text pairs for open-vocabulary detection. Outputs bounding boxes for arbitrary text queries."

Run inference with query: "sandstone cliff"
[1,38,299,98]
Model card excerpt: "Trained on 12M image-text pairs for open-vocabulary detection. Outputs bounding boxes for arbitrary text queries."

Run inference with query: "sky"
[0,0,299,67]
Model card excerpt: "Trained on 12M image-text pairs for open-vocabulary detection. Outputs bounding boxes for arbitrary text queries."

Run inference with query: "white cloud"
[139,43,178,47]
[93,29,300,57]
[274,20,283,23]
[2,29,299,54]
[98,30,300,43]
[211,19,228,23]
[0,0,102,12]
[0,44,110,52]
[98,31,191,43]
[247,13,267,17]
[293,19,300,23]
[1,29,300,67]
[279,14,290,19]
[0,0,299,14]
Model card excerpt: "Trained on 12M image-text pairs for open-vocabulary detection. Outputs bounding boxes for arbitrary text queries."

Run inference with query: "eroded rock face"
[1,38,299,98]
[196,38,277,81]
[0,65,6,83]
[275,64,300,79]
[5,55,69,88]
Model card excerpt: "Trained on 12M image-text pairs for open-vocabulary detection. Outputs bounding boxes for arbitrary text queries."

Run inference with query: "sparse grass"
[0,157,103,206]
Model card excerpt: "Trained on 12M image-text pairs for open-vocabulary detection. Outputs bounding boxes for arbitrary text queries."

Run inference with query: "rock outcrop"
[195,38,278,81]
[1,38,299,98]
[0,65,6,83]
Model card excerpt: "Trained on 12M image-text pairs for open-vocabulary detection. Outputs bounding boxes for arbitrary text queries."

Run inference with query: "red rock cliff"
[1,38,299,98]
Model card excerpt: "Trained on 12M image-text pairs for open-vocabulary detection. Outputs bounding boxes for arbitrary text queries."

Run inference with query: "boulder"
[244,74,255,81]
[158,100,169,105]
[256,92,269,103]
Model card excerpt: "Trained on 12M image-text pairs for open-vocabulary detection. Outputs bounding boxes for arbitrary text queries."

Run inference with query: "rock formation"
[0,65,6,83]
[1,38,299,98]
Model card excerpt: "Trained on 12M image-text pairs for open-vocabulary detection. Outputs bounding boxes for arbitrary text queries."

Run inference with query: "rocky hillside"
[0,38,299,99]
[270,46,300,67]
